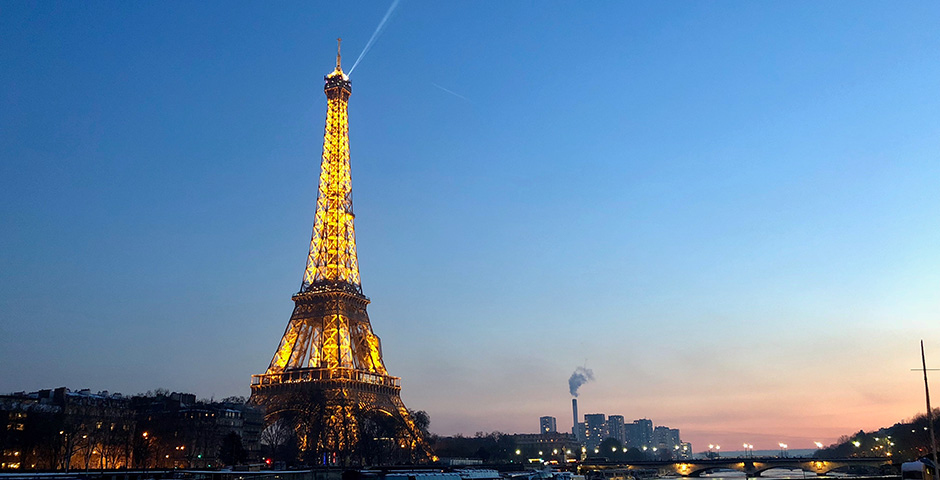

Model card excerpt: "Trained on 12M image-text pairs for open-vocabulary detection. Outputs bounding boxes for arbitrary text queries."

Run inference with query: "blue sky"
[2,1,939,450]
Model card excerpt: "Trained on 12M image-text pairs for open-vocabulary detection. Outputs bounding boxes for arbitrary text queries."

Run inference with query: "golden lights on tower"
[304,37,359,291]
[262,39,376,376]
[250,41,431,461]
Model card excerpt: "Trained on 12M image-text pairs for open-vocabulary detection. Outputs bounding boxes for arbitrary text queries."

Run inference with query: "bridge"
[580,457,896,477]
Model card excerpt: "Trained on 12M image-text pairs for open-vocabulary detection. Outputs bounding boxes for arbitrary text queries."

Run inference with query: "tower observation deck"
[249,40,431,464]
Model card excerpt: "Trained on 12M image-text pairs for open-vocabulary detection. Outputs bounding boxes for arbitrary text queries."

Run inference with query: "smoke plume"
[568,366,594,397]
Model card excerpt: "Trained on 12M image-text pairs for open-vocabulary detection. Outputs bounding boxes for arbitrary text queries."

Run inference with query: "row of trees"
[428,431,517,463]
[258,403,432,467]
[0,389,257,471]
[0,398,137,470]
[594,438,679,461]
[816,408,940,461]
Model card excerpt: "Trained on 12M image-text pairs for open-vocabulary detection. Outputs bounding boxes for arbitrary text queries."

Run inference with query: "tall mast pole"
[921,340,939,480]
[336,37,342,71]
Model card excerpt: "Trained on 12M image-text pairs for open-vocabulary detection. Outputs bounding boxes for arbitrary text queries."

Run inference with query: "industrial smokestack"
[571,398,579,437]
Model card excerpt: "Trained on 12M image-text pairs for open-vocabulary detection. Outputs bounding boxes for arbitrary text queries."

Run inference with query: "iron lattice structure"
[250,42,431,464]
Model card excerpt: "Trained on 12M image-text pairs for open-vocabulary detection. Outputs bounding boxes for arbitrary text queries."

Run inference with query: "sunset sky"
[2,1,940,452]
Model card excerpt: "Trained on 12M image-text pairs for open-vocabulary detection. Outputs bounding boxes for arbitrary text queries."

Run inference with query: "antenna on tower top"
[336,38,342,71]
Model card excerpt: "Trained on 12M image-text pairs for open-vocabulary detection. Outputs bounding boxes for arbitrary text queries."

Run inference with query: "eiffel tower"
[250,41,430,464]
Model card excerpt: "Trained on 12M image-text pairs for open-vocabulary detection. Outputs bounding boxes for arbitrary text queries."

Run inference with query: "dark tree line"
[815,408,940,461]
[428,432,517,463]
[258,390,431,467]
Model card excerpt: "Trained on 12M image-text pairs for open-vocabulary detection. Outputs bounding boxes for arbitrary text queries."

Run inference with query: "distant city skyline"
[2,1,940,452]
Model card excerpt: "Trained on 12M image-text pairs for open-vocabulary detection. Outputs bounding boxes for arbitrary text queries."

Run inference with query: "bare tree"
[261,418,294,465]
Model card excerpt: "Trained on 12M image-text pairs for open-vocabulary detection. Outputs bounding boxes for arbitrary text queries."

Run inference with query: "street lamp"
[140,432,154,469]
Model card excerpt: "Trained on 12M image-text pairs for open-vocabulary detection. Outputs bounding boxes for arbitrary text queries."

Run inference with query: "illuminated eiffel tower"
[250,41,430,464]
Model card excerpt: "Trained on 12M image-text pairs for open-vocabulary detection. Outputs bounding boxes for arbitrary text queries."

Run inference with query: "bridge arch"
[580,457,894,478]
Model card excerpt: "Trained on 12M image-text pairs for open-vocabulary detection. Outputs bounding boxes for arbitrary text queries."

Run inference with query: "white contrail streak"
[348,0,401,75]
[431,83,471,102]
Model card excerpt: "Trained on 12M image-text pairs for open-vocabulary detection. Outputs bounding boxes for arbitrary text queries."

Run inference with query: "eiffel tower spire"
[250,47,431,463]
[336,37,342,72]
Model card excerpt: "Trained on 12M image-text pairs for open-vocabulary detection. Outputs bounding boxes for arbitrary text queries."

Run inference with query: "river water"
[687,469,871,480]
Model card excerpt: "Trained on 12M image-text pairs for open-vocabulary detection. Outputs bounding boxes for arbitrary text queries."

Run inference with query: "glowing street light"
[707,444,721,459]
[815,441,824,449]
